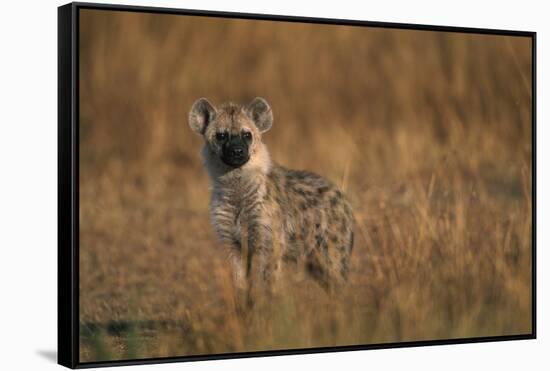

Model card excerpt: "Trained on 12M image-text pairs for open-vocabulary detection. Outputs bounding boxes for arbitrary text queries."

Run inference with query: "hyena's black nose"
[222,142,249,167]
[231,147,244,157]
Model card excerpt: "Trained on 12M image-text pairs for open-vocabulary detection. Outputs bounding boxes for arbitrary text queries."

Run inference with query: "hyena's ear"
[189,98,216,135]
[246,97,273,133]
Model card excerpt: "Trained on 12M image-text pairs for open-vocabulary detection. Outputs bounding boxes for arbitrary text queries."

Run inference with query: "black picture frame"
[58,2,537,369]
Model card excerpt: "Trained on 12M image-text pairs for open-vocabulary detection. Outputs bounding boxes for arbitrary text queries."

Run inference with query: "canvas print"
[77,7,533,363]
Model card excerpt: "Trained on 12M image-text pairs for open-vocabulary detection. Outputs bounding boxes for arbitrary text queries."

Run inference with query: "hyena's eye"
[242,132,252,141]
[215,132,228,141]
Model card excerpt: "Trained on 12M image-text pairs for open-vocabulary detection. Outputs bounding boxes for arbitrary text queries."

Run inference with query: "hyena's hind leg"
[330,206,355,293]
[305,228,354,295]
[339,229,354,282]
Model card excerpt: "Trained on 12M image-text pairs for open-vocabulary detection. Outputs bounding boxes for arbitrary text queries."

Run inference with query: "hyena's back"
[264,165,354,287]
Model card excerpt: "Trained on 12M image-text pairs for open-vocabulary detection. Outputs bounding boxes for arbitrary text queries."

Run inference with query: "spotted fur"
[189,97,354,296]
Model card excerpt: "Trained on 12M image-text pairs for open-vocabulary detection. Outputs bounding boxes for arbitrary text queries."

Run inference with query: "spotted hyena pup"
[189,97,354,294]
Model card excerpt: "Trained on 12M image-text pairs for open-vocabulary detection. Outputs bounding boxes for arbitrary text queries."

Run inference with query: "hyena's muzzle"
[220,132,252,168]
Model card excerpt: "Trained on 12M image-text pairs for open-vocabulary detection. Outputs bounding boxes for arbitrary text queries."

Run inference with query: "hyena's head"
[188,97,273,170]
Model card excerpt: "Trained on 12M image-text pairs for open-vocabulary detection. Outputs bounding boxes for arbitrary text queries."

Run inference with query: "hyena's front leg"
[210,203,247,296]
[243,208,275,305]
[218,228,252,314]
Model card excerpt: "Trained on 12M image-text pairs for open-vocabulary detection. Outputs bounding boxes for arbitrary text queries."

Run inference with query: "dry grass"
[78,9,533,362]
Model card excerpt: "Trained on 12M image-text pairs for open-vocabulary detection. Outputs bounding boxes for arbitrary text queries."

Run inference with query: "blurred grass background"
[78,9,533,362]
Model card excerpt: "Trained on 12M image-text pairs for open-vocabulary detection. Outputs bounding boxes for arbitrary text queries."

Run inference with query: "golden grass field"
[78,9,533,362]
